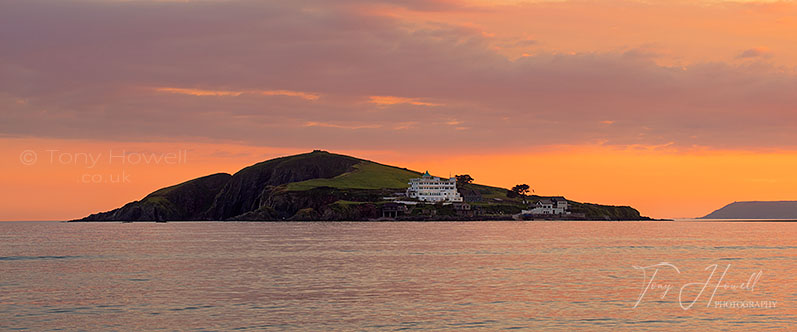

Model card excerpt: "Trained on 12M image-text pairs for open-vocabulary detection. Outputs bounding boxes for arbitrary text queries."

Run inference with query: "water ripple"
[0,255,83,261]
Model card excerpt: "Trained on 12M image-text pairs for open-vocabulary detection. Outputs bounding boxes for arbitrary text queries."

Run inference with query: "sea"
[1,221,794,331]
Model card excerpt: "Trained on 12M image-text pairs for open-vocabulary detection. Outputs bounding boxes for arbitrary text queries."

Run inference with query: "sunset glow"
[2,0,797,220]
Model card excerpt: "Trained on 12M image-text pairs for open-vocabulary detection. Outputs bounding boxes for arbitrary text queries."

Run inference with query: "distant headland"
[700,201,797,219]
[74,150,650,222]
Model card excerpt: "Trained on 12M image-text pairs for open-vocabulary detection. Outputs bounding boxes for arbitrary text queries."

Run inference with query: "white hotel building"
[406,171,464,202]
[522,197,570,215]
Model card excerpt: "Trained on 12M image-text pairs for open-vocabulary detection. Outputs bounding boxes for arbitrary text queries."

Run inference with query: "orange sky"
[2,0,797,220]
[3,137,797,220]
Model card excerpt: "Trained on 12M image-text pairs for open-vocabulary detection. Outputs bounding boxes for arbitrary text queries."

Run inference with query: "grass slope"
[284,161,421,191]
[460,182,514,200]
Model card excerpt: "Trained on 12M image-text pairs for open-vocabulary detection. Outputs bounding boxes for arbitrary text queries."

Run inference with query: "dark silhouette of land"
[75,150,646,222]
[701,201,797,219]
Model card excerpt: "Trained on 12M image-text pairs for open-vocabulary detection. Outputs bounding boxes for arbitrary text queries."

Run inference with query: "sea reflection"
[0,221,794,330]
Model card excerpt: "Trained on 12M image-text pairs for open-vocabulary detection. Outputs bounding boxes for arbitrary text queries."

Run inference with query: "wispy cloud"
[369,96,441,107]
[392,121,418,130]
[259,90,320,100]
[155,87,244,97]
[304,121,382,130]
[155,88,319,100]
[737,47,773,59]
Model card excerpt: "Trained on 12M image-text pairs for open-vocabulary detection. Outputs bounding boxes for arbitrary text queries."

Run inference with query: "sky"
[2,0,797,220]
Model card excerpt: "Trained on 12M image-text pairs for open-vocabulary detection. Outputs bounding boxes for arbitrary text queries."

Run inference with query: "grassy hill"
[285,161,421,191]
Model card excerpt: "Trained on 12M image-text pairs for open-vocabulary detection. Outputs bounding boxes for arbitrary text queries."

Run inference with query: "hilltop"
[76,150,646,221]
[701,201,797,219]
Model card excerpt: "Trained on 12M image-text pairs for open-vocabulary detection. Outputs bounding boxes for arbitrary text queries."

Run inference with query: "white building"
[407,171,463,202]
[522,197,570,215]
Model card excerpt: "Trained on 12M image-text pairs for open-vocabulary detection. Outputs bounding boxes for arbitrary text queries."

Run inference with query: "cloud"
[155,87,320,100]
[499,38,538,48]
[369,96,441,106]
[360,0,468,12]
[304,121,382,130]
[156,88,245,97]
[737,47,773,59]
[260,90,320,100]
[1,0,796,152]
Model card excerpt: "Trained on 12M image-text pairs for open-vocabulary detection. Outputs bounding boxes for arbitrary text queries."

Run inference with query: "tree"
[506,190,518,198]
[511,184,531,203]
[455,174,474,185]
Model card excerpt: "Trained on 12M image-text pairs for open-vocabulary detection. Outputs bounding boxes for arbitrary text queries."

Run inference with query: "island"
[74,150,649,222]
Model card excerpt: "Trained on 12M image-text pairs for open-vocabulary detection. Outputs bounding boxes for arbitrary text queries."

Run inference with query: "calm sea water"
[1,221,794,331]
